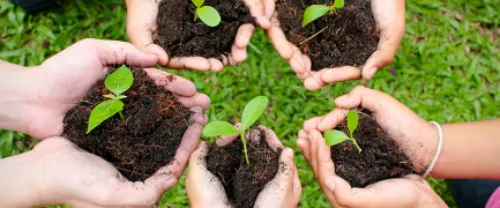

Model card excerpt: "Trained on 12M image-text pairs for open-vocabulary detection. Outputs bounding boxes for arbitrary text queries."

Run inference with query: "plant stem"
[118,111,125,120]
[350,137,362,153]
[194,10,199,22]
[240,131,250,166]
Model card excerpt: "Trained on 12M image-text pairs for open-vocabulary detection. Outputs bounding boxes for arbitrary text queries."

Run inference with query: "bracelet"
[423,121,444,178]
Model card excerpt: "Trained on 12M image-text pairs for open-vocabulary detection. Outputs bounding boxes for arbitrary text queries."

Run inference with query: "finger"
[334,86,390,112]
[257,125,284,151]
[317,108,348,132]
[247,127,262,143]
[303,71,326,91]
[255,148,296,206]
[168,57,211,71]
[88,39,158,68]
[231,44,247,64]
[142,68,196,97]
[208,58,224,72]
[288,45,309,75]
[161,119,204,178]
[216,124,241,147]
[362,0,405,80]
[178,93,211,110]
[189,141,209,168]
[315,66,362,87]
[139,44,169,66]
[264,0,276,20]
[296,136,311,163]
[303,116,322,132]
[316,130,336,193]
[235,24,255,49]
[309,130,323,179]
[244,0,270,28]
[266,16,293,59]
[111,176,173,207]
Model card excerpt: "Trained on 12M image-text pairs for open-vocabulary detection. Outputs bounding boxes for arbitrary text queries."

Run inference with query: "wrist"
[416,122,440,174]
[0,62,40,134]
[0,149,59,207]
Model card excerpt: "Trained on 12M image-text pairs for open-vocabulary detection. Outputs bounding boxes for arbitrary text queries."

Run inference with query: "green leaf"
[103,94,117,99]
[333,0,344,9]
[241,96,269,131]
[302,5,330,27]
[347,110,358,137]
[203,121,239,137]
[105,65,134,96]
[87,100,124,134]
[192,0,204,7]
[197,6,221,27]
[324,130,351,146]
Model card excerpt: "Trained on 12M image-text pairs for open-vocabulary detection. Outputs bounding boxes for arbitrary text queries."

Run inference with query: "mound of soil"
[331,111,418,187]
[155,0,255,59]
[276,0,379,70]
[207,128,282,208]
[63,67,192,181]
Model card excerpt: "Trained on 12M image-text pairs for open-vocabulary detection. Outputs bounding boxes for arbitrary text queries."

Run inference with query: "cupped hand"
[267,0,406,90]
[126,0,274,71]
[186,125,301,208]
[28,38,210,144]
[31,137,174,207]
[296,129,447,208]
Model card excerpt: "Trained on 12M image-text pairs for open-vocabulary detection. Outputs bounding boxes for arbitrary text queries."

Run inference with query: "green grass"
[1,0,499,207]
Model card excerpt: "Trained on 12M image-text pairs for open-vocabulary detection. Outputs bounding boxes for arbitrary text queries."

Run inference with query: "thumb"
[245,0,271,29]
[90,39,158,68]
[110,175,175,207]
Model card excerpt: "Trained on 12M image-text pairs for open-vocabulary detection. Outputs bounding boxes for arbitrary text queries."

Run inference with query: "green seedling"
[324,110,362,153]
[302,0,344,27]
[86,65,134,134]
[192,0,221,27]
[202,96,269,166]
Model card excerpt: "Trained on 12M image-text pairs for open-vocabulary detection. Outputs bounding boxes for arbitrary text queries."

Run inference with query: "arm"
[431,119,500,179]
[0,60,38,135]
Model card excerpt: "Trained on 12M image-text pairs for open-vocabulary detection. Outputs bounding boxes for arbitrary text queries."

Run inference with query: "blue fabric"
[449,179,500,208]
[8,0,57,13]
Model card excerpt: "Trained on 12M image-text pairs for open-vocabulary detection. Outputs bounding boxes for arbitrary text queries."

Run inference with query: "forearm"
[0,151,52,207]
[0,60,38,134]
[431,119,500,179]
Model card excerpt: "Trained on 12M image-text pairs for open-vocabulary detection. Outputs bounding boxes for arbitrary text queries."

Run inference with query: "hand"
[126,0,274,71]
[296,86,447,207]
[24,38,210,140]
[186,125,301,208]
[267,0,406,90]
[296,129,446,208]
[3,137,175,207]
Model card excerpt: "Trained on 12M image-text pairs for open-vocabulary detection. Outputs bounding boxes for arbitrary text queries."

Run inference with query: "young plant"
[202,96,269,166]
[86,65,134,134]
[324,110,362,153]
[302,0,344,27]
[192,0,221,27]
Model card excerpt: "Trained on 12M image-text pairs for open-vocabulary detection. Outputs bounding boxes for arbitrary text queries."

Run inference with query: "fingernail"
[325,178,335,192]
[163,177,178,190]
[365,67,377,79]
[335,95,349,103]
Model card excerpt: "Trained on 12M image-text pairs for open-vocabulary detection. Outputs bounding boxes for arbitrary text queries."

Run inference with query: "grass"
[1,0,499,207]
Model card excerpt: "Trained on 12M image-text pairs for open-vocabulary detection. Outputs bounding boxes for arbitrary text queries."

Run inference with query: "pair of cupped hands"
[14,0,428,207]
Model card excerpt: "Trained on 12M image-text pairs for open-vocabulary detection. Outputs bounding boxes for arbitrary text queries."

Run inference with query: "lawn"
[1,0,499,207]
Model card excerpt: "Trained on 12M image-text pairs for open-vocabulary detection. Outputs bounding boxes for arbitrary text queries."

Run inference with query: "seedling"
[87,65,134,134]
[302,0,344,27]
[192,0,221,27]
[324,110,362,153]
[202,96,269,166]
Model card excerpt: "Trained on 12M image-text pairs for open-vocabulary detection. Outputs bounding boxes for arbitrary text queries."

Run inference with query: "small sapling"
[302,0,344,27]
[324,110,362,153]
[202,96,269,165]
[87,65,134,134]
[192,0,221,27]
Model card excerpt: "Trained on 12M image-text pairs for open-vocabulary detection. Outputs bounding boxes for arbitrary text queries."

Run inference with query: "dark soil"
[63,67,192,181]
[276,0,379,70]
[331,111,418,188]
[155,0,255,59]
[207,128,282,208]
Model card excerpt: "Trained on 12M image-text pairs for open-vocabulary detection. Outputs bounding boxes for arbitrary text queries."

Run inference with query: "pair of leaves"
[302,0,345,27]
[87,65,134,134]
[324,110,358,146]
[192,0,221,27]
[202,96,269,137]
